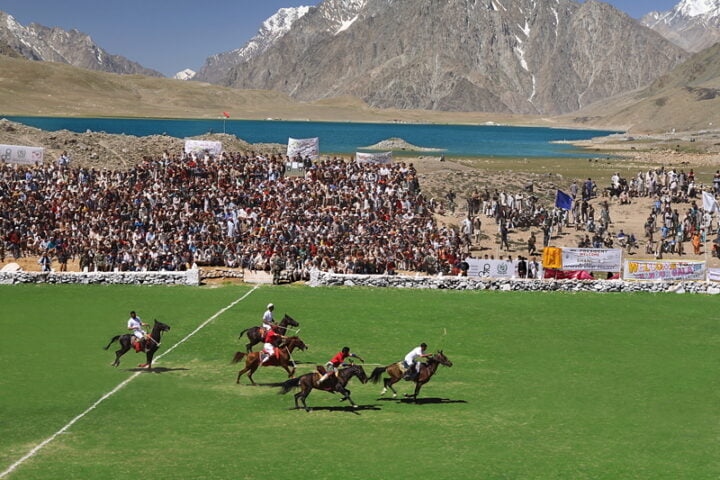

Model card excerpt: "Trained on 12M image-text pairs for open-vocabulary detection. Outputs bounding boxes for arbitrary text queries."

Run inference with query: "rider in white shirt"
[403,343,431,379]
[262,304,275,330]
[127,311,149,352]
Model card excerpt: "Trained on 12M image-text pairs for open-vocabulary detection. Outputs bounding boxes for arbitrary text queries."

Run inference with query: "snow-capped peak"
[173,69,196,81]
[261,6,311,36]
[676,0,720,17]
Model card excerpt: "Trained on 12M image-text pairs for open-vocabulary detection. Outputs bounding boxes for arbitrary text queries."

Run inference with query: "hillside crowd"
[0,152,472,276]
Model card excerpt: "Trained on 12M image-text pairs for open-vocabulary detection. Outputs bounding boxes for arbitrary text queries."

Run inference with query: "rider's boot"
[317,373,330,386]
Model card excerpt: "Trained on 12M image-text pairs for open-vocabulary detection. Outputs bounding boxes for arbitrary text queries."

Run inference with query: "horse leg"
[112,339,131,367]
[282,362,295,378]
[236,367,249,384]
[385,376,400,398]
[246,364,258,385]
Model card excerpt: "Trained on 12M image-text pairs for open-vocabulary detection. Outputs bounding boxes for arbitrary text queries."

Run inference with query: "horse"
[231,336,307,385]
[104,320,171,369]
[369,351,452,400]
[238,314,299,352]
[278,364,368,411]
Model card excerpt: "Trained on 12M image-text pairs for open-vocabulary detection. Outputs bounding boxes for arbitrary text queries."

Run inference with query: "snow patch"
[514,45,529,71]
[551,7,559,37]
[529,74,536,103]
[174,69,197,81]
[676,0,720,17]
[336,15,359,34]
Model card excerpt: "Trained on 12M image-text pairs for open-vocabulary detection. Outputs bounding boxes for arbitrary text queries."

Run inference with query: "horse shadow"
[126,367,190,374]
[288,404,382,415]
[378,397,467,405]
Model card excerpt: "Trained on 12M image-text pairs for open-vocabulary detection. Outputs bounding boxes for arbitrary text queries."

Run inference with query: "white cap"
[267,303,274,309]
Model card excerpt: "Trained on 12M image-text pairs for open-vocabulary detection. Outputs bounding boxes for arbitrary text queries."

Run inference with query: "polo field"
[1,284,717,479]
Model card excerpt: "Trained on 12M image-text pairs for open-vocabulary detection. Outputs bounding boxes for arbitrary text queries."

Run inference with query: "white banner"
[287,137,319,160]
[356,152,392,164]
[0,144,44,165]
[623,260,707,282]
[708,269,720,282]
[561,248,623,272]
[465,258,542,279]
[184,140,222,156]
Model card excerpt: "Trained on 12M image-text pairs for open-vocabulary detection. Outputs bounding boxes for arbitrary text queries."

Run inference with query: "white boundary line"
[0,285,259,479]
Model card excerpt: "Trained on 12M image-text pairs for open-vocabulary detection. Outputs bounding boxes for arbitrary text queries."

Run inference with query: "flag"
[555,190,573,210]
[703,191,719,213]
[222,112,230,118]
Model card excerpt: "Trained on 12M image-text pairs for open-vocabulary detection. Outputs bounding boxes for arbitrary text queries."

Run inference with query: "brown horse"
[104,320,171,369]
[231,336,307,384]
[238,314,299,352]
[369,351,452,399]
[278,364,368,411]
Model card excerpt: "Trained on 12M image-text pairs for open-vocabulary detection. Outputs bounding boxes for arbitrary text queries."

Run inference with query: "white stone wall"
[0,270,200,286]
[309,271,720,295]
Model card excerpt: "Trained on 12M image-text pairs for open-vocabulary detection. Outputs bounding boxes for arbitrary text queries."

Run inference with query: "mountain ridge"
[0,10,163,77]
[217,0,688,115]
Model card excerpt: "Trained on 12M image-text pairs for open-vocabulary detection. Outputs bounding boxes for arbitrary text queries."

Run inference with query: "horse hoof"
[392,394,397,398]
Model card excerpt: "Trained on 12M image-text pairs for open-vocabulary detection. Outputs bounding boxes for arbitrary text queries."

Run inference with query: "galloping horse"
[278,364,368,411]
[369,351,452,399]
[231,336,307,384]
[238,314,299,352]
[104,320,171,369]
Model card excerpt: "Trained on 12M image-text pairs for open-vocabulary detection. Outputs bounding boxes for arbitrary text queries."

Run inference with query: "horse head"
[286,336,307,352]
[153,320,171,333]
[433,350,453,367]
[354,365,369,384]
[282,314,300,328]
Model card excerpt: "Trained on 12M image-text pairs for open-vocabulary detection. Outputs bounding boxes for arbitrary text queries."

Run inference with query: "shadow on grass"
[126,367,190,374]
[287,404,382,415]
[377,397,468,405]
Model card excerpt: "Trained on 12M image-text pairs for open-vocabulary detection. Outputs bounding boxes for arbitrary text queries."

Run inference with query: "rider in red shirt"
[318,347,364,386]
[260,328,282,364]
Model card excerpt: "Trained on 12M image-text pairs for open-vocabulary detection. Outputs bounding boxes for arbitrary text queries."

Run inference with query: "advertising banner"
[184,140,222,156]
[623,260,706,281]
[287,137,319,160]
[561,248,623,272]
[465,258,542,279]
[0,144,44,165]
[356,152,392,164]
[708,268,720,282]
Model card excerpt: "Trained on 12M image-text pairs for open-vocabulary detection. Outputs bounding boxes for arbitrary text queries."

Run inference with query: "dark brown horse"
[369,351,452,399]
[104,320,171,369]
[238,314,299,352]
[231,336,307,384]
[278,364,368,411]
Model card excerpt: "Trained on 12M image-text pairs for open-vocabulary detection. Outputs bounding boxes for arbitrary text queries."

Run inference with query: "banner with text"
[287,137,319,160]
[184,140,222,156]
[0,144,44,165]
[356,152,392,164]
[708,269,720,282]
[465,258,543,279]
[561,248,623,272]
[623,260,707,282]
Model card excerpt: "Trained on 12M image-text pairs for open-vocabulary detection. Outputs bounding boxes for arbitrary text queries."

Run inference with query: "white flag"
[702,191,719,213]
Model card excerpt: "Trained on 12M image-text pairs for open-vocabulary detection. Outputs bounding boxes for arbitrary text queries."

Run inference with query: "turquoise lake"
[4,116,618,158]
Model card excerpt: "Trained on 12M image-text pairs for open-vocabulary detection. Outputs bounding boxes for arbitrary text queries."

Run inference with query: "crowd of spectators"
[0,151,474,276]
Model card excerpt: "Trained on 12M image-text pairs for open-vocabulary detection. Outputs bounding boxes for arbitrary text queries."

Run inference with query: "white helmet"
[267,303,274,309]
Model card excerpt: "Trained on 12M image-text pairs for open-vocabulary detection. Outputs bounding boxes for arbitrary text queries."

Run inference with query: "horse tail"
[278,376,302,395]
[369,366,388,384]
[231,352,246,364]
[238,328,250,339]
[103,335,121,350]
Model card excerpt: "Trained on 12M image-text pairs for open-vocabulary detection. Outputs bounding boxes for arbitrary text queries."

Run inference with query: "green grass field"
[1,285,718,479]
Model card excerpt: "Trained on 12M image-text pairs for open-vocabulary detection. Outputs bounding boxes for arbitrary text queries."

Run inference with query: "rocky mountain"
[218,0,688,115]
[173,68,196,81]
[194,6,311,84]
[642,0,720,52]
[0,11,163,77]
[568,43,720,132]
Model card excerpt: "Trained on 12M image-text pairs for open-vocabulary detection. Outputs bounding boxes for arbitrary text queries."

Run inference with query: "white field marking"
[0,285,259,479]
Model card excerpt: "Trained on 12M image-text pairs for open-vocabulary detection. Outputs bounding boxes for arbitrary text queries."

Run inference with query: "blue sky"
[1,0,680,76]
